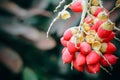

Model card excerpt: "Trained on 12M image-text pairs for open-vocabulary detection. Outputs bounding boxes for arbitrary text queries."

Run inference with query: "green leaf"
[22,67,38,80]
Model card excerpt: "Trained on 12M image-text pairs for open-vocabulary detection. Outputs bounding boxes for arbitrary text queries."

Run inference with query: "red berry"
[63,28,73,41]
[67,41,78,54]
[61,47,67,54]
[80,42,91,55]
[100,54,117,66]
[62,48,74,64]
[106,42,116,54]
[91,6,103,17]
[86,51,101,64]
[73,60,84,72]
[60,37,68,47]
[97,26,112,38]
[97,20,114,38]
[84,16,93,24]
[91,19,104,31]
[86,63,100,74]
[103,32,115,42]
[69,0,83,12]
[75,53,86,66]
[101,42,116,54]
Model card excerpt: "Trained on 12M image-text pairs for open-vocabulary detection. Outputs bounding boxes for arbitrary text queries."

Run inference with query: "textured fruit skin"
[73,60,84,72]
[84,16,93,24]
[62,48,74,64]
[93,7,103,17]
[69,0,83,12]
[86,51,101,64]
[86,63,100,74]
[100,54,117,66]
[105,42,116,54]
[75,53,86,66]
[97,26,112,38]
[67,41,78,54]
[62,47,67,54]
[103,32,115,42]
[63,29,73,41]
[80,42,91,55]
[60,37,68,47]
[91,20,103,31]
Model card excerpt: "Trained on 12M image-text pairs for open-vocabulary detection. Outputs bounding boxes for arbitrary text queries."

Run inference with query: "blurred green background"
[0,0,120,80]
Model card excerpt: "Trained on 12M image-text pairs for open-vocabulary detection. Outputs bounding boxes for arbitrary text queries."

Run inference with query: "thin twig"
[99,0,103,8]
[109,4,120,14]
[79,0,88,32]
[47,0,78,38]
[114,26,120,32]
[100,65,111,75]
[114,37,120,42]
[54,0,66,12]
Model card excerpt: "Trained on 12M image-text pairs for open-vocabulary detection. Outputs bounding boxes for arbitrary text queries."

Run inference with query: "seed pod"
[86,63,100,74]
[75,53,86,66]
[100,42,116,54]
[100,54,117,66]
[97,11,109,21]
[103,32,115,42]
[85,35,95,44]
[69,0,83,12]
[62,48,74,64]
[80,42,91,55]
[97,20,115,38]
[67,41,78,54]
[73,60,84,72]
[61,10,71,20]
[60,37,68,47]
[86,51,101,64]
[92,41,102,51]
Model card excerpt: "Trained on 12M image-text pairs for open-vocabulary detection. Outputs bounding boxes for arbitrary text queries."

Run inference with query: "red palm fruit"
[100,42,116,54]
[60,37,68,47]
[62,48,74,64]
[90,6,103,17]
[69,0,83,12]
[100,54,117,66]
[75,53,86,66]
[63,27,78,41]
[84,16,93,24]
[91,19,104,31]
[86,63,100,74]
[73,60,84,72]
[86,51,101,65]
[103,32,115,42]
[62,47,67,54]
[97,20,115,38]
[67,41,78,54]
[63,28,73,41]
[80,42,91,55]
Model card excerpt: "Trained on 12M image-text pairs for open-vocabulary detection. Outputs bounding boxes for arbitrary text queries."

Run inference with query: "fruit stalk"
[79,0,88,32]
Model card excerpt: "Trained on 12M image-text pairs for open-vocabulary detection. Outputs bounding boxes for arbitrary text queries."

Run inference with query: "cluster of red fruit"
[60,0,118,74]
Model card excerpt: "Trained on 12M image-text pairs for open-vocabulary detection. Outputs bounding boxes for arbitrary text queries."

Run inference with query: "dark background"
[0,0,120,80]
